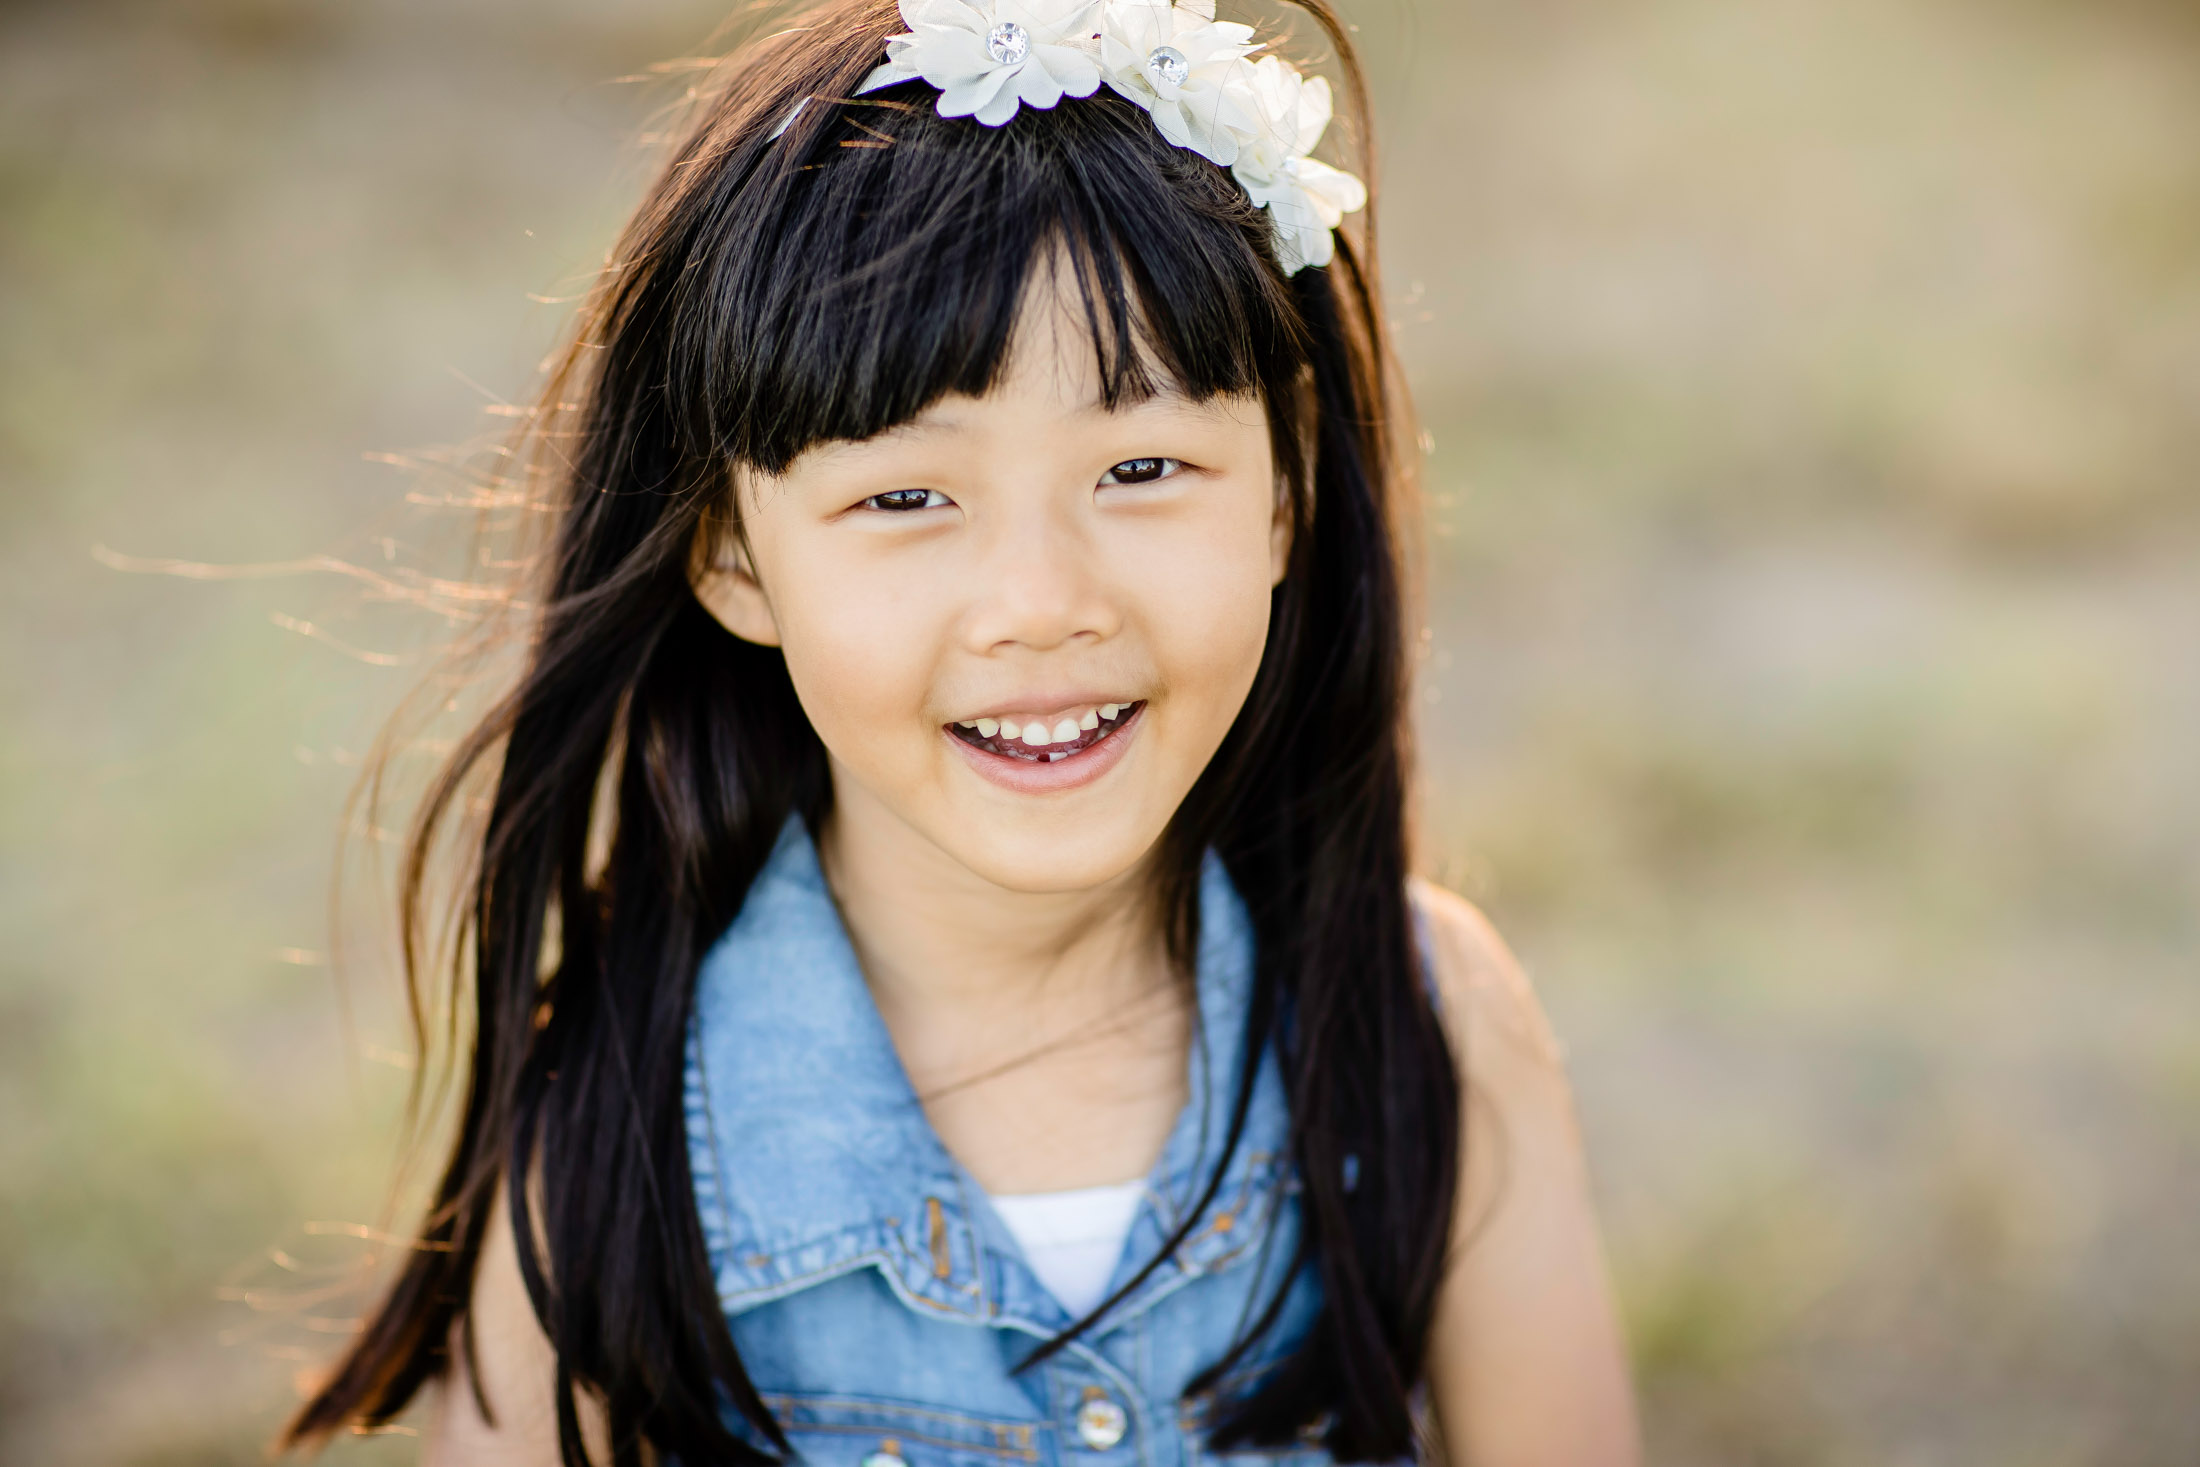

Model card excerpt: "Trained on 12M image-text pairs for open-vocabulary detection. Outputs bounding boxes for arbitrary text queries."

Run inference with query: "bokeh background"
[4,0,2196,1461]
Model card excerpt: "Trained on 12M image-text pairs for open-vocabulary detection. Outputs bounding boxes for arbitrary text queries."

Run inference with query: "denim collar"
[684,817,1295,1336]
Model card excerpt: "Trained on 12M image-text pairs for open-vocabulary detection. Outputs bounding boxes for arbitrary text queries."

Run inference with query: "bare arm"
[1412,879,1641,1467]
[421,1184,605,1466]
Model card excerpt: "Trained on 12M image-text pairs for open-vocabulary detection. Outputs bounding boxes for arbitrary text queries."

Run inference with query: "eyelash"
[857,458,1182,512]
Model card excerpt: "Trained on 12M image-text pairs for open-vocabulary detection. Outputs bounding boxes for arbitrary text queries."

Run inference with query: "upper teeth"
[955,703,1133,743]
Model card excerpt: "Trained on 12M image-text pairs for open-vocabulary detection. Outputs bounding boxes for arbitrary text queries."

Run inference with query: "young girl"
[286,1,1637,1462]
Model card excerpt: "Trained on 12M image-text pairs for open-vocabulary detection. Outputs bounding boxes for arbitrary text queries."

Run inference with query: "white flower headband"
[848,0,1367,274]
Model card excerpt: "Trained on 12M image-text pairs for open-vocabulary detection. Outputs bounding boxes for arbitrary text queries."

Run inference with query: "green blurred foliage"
[2,0,2195,1462]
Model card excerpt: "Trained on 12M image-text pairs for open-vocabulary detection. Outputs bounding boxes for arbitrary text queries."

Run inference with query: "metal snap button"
[862,1439,908,1467]
[1075,1391,1128,1450]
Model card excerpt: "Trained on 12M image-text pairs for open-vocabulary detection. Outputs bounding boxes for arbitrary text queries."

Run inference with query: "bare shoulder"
[1407,876,1566,1082]
[1410,880,1642,1465]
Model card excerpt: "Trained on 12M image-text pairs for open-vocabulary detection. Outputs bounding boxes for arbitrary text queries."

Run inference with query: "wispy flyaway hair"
[284,2,1458,1463]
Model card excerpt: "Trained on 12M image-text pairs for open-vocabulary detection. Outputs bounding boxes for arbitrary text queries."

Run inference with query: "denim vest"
[685,819,1326,1467]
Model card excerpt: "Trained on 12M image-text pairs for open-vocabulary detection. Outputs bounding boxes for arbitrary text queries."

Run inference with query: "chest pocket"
[767,1394,1048,1467]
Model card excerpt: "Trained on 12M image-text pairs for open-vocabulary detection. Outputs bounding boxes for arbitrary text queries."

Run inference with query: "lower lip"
[946,705,1144,795]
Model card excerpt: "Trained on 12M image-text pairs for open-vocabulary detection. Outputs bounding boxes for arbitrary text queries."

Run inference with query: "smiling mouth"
[947,701,1144,763]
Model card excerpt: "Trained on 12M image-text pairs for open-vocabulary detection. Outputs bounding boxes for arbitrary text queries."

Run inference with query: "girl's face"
[694,280,1287,895]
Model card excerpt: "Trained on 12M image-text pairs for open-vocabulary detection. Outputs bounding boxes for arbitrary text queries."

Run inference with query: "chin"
[932,813,1163,896]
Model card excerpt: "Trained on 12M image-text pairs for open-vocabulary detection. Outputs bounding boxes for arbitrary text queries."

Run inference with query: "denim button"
[1075,1393,1128,1450]
[862,1442,908,1467]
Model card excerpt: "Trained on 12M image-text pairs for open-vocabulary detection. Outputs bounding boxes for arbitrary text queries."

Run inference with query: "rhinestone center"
[986,21,1030,66]
[1145,44,1189,90]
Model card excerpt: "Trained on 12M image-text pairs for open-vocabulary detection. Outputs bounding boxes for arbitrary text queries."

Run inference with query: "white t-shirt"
[984,1179,1147,1318]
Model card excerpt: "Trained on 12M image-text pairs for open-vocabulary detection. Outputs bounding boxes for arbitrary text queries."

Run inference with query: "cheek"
[1125,491,1277,731]
[765,544,946,766]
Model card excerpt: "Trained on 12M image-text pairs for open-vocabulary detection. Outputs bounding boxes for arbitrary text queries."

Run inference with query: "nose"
[959,492,1120,656]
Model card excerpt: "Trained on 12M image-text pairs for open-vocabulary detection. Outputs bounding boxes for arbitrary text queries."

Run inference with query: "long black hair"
[285,2,1458,1462]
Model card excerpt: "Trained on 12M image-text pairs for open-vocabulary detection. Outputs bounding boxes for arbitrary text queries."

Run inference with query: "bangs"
[664,79,1305,475]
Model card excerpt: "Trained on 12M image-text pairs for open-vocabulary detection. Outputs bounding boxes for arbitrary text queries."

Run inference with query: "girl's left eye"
[862,488,951,512]
[1099,457,1181,486]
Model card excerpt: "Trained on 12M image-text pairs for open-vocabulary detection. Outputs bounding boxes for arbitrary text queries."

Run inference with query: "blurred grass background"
[2,0,2196,1462]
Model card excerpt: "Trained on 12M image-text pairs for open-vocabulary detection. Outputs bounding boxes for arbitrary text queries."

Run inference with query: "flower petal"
[767,95,809,138]
[1018,62,1068,111]
[1034,42,1103,96]
[902,0,980,23]
[1009,0,1103,40]
[1101,71,1153,111]
[909,23,995,85]
[856,60,921,94]
[973,78,1027,124]
[1149,97,1192,147]
[938,66,1013,118]
[1293,223,1333,270]
[1291,74,1332,154]
[1100,30,1146,72]
[1290,156,1366,225]
[1183,86,1248,163]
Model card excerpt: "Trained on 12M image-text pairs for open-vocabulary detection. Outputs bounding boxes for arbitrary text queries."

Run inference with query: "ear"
[689,519,783,647]
[1269,470,1295,588]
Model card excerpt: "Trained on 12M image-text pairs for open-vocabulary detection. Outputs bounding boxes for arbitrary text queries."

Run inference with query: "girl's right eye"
[861,488,951,513]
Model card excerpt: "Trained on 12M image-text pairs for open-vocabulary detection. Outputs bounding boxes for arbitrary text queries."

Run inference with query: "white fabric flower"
[1226,55,1367,272]
[844,1,1363,273]
[858,0,1105,127]
[1096,0,1260,166]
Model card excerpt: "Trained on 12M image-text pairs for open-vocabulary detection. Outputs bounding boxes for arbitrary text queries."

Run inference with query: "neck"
[815,775,1181,1093]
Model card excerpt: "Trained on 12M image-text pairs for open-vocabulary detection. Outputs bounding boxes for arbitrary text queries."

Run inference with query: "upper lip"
[944,694,1142,724]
